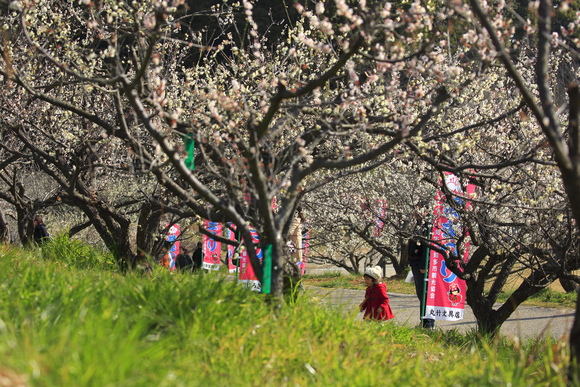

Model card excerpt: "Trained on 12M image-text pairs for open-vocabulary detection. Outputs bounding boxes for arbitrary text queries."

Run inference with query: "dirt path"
[307,285,574,340]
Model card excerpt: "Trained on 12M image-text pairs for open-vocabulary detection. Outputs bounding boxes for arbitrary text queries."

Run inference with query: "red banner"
[226,225,237,273]
[425,173,475,321]
[374,199,387,237]
[297,228,310,275]
[239,228,262,291]
[202,221,222,271]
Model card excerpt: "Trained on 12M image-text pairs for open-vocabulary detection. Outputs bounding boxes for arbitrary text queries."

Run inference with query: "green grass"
[302,271,416,294]
[496,287,578,309]
[0,240,572,386]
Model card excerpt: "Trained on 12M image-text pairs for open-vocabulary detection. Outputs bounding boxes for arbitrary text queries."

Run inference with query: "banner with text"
[425,173,475,321]
[202,221,222,271]
[239,228,262,292]
[226,224,237,273]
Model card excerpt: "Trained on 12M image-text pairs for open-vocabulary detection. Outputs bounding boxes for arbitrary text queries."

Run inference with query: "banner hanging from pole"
[425,173,475,321]
[202,220,222,271]
[165,223,180,271]
[374,199,387,237]
[239,228,262,292]
[183,135,195,170]
[297,228,310,276]
[226,224,238,273]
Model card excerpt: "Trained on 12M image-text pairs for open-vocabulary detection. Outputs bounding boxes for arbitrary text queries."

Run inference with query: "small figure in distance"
[359,266,395,321]
[191,242,203,272]
[32,215,51,245]
[175,246,194,273]
[158,240,173,269]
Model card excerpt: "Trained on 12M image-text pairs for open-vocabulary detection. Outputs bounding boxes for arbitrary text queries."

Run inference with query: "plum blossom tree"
[1,0,475,297]
[461,0,580,371]
[3,0,579,344]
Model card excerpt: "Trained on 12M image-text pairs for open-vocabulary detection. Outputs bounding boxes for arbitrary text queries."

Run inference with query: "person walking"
[359,266,394,321]
[158,241,173,269]
[191,242,203,272]
[175,246,194,273]
[33,215,51,245]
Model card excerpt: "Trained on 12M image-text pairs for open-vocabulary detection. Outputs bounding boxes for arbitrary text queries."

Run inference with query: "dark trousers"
[411,264,435,328]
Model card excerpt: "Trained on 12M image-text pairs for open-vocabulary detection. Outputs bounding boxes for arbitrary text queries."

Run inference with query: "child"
[359,266,394,321]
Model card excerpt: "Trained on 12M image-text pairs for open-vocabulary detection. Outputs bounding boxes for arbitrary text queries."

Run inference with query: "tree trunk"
[62,196,137,270]
[467,270,555,336]
[560,277,579,293]
[0,208,10,243]
[17,206,32,246]
[136,199,162,263]
[569,288,580,383]
[465,289,502,336]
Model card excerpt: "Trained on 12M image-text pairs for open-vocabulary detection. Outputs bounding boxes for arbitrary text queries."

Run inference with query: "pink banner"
[239,228,262,291]
[202,221,222,271]
[425,173,475,321]
[374,199,387,237]
[165,223,180,271]
[297,228,310,275]
[226,225,237,273]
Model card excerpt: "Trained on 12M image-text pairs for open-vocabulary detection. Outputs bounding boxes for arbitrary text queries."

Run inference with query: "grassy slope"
[0,243,571,386]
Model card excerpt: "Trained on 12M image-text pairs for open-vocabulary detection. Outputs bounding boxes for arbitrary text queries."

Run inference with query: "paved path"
[306,286,575,340]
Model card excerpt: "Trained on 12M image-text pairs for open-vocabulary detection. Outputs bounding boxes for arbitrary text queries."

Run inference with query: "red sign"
[239,228,262,292]
[202,221,222,271]
[425,173,475,321]
[226,225,237,273]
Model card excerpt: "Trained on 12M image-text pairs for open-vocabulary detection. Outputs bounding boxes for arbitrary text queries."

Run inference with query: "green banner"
[261,244,272,294]
[184,135,195,170]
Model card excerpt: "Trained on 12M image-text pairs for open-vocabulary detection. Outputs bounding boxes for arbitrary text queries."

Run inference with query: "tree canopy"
[3,0,580,364]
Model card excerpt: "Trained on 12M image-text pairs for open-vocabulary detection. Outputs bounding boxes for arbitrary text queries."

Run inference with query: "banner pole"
[236,231,241,281]
[422,180,436,324]
[421,241,430,322]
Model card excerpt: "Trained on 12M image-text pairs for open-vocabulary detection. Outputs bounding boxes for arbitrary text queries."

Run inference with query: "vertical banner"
[239,228,262,292]
[226,224,237,273]
[262,244,272,294]
[183,134,195,170]
[202,220,222,271]
[297,228,310,276]
[425,173,475,321]
[374,199,387,237]
[166,223,180,271]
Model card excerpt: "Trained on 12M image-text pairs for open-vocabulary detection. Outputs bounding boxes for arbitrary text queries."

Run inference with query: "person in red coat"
[359,266,395,321]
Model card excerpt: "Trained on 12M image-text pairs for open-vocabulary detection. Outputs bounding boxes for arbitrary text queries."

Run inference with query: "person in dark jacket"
[191,242,203,272]
[33,215,50,245]
[408,231,435,329]
[175,246,194,273]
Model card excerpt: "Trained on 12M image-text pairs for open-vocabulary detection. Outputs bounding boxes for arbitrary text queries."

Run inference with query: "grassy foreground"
[0,240,572,386]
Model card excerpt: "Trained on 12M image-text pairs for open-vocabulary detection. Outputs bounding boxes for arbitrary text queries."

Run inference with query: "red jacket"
[361,282,394,321]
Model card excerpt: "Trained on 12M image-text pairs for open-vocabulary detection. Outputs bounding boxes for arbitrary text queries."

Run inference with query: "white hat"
[364,266,382,281]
